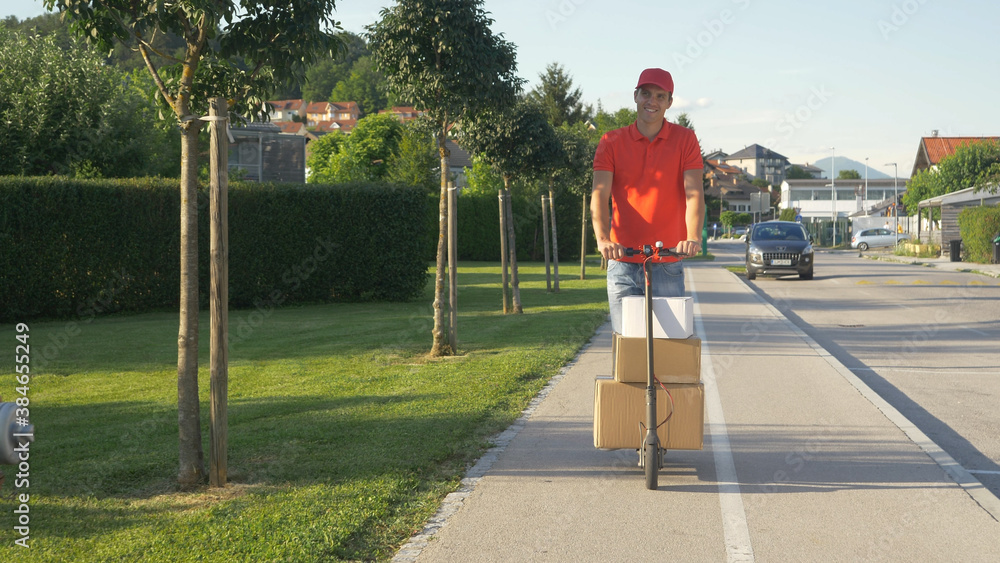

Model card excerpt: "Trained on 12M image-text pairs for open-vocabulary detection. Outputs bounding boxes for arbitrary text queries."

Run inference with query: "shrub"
[957,204,1000,263]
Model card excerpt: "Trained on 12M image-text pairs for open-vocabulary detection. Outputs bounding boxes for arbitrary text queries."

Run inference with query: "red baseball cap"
[635,68,674,93]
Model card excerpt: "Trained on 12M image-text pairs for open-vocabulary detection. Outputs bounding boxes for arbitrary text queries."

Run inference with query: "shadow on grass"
[29,391,508,496]
[12,279,608,374]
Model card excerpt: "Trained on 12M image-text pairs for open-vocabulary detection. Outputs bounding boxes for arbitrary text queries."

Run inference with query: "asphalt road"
[722,240,1000,500]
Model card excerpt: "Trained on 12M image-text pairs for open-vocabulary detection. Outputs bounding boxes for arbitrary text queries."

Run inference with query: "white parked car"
[851,228,910,250]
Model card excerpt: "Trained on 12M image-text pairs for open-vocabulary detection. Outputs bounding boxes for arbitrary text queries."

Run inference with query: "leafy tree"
[305,131,346,182]
[779,207,798,221]
[368,0,522,355]
[838,169,861,180]
[674,112,695,131]
[719,210,738,232]
[297,32,369,102]
[386,118,439,194]
[463,154,506,195]
[328,56,388,116]
[786,165,813,179]
[751,178,770,189]
[0,28,176,177]
[551,123,597,280]
[593,103,636,136]
[308,113,403,182]
[461,100,563,313]
[527,62,592,127]
[47,0,343,488]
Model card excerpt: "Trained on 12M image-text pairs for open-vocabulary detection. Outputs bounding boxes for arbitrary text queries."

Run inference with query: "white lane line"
[968,470,1000,476]
[690,273,756,563]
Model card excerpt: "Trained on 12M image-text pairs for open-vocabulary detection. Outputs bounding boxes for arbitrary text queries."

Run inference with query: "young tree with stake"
[45,0,343,488]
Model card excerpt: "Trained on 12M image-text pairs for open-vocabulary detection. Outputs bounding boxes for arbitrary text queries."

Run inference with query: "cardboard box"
[593,377,704,450]
[612,333,701,384]
[621,296,693,339]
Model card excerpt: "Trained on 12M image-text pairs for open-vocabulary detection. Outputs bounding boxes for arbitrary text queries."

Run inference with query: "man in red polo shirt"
[591,67,705,334]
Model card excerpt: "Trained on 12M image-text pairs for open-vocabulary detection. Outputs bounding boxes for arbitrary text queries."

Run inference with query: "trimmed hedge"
[957,204,1000,263]
[429,188,592,263]
[0,177,429,322]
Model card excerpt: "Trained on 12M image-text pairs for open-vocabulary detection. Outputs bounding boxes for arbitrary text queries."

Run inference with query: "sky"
[7,0,1000,179]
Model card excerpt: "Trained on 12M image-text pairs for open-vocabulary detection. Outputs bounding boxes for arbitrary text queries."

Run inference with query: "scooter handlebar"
[623,244,683,258]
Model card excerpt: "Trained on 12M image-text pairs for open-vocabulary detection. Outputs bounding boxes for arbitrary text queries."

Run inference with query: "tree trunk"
[548,183,560,292]
[498,190,510,313]
[504,180,523,314]
[580,192,587,280]
[430,130,453,356]
[177,122,204,488]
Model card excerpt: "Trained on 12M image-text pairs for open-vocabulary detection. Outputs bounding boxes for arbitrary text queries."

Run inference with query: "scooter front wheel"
[644,442,659,490]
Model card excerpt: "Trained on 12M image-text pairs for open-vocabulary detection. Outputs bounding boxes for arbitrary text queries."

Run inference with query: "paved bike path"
[397,265,1000,562]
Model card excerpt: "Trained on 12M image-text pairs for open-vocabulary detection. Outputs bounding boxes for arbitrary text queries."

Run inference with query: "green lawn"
[0,260,609,562]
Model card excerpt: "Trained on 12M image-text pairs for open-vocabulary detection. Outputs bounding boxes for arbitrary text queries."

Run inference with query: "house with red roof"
[268,99,307,122]
[379,106,426,122]
[911,134,1000,177]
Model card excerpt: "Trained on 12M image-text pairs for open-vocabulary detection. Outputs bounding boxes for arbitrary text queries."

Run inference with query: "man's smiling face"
[634,84,672,126]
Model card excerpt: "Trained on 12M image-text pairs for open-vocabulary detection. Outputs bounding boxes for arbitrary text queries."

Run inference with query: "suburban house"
[723,144,790,185]
[703,149,728,162]
[910,134,1000,177]
[268,99,307,122]
[788,162,825,179]
[908,134,1000,255]
[305,101,360,130]
[275,121,314,138]
[312,120,357,134]
[704,159,773,217]
[446,140,472,189]
[379,106,427,122]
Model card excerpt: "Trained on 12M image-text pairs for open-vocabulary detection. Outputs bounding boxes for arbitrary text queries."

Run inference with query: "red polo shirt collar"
[627,119,672,143]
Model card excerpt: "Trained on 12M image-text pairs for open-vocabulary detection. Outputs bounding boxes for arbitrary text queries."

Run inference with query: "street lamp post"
[864,157,869,216]
[831,147,836,246]
[885,162,899,244]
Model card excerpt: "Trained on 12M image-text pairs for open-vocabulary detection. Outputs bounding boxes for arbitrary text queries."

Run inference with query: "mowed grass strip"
[0,260,608,562]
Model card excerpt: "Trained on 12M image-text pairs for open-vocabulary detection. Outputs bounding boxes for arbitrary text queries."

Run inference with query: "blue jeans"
[607,259,686,334]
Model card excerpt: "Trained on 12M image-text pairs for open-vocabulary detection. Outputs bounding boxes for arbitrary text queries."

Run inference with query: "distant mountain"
[811,157,895,180]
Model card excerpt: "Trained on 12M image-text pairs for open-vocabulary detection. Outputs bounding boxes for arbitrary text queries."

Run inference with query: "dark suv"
[745,221,814,280]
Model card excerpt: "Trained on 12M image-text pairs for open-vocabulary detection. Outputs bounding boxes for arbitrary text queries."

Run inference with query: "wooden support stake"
[447,183,457,353]
[209,98,229,488]
[541,195,552,292]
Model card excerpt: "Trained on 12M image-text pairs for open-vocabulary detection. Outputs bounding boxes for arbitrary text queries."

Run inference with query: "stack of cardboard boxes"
[594,296,705,450]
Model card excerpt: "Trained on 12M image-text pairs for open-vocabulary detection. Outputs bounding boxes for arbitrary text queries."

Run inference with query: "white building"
[780,178,906,221]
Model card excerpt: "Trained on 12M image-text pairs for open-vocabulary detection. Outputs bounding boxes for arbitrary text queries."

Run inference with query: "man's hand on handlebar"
[675,239,700,257]
[597,239,626,261]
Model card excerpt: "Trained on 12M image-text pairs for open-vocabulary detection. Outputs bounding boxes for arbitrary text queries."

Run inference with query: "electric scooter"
[624,241,682,490]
